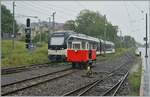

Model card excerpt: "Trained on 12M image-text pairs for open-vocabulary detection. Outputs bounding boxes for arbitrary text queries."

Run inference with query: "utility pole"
[38,19,41,44]
[48,17,51,35]
[148,1,150,95]
[52,12,56,32]
[145,13,148,58]
[104,15,107,55]
[120,29,122,48]
[12,1,15,49]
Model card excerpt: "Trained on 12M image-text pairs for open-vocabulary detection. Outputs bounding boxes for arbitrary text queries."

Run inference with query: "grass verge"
[97,48,134,61]
[128,57,142,96]
[1,40,49,68]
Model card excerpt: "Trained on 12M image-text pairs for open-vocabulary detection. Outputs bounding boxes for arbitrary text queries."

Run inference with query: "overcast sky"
[2,1,150,44]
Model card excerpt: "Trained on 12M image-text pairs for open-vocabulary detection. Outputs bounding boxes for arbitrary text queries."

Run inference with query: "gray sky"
[2,1,150,44]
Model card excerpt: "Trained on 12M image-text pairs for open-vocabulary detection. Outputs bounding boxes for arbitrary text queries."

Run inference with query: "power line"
[123,1,134,33]
[75,0,87,9]
[130,1,144,14]
[21,1,73,21]
[33,1,78,15]
[29,1,77,17]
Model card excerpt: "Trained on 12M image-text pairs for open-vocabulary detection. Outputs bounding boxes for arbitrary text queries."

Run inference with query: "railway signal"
[25,18,32,49]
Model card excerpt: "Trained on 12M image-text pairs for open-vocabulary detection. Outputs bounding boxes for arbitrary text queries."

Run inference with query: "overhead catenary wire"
[20,1,75,22]
[26,1,76,17]
[130,1,147,34]
[31,1,79,15]
[15,1,66,22]
[123,1,136,35]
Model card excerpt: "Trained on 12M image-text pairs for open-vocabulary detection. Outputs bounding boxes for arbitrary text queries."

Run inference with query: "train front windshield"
[48,32,67,50]
[51,37,64,45]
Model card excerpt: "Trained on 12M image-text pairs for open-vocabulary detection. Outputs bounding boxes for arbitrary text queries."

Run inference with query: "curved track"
[63,64,129,96]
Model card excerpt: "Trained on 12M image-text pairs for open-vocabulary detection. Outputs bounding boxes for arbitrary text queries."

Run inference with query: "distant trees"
[64,9,136,48]
[32,31,49,43]
[64,10,118,41]
[122,35,136,48]
[1,5,18,38]
[63,20,76,31]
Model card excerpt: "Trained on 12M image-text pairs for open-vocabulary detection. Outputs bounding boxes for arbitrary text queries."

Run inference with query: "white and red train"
[48,30,115,68]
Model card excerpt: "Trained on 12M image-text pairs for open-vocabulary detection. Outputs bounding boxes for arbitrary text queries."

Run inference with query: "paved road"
[139,47,150,96]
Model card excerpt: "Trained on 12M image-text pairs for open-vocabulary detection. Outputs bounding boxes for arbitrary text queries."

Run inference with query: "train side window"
[93,44,97,50]
[68,42,72,49]
[82,42,86,50]
[86,43,89,50]
[73,43,81,50]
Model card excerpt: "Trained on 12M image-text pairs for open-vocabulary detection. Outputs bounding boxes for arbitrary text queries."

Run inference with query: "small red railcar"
[48,31,115,68]
[66,34,99,68]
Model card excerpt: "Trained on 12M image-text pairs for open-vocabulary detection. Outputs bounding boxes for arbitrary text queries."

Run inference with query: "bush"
[1,40,49,68]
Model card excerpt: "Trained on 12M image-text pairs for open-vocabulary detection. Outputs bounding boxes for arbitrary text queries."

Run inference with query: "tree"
[32,32,49,43]
[75,10,106,37]
[64,9,136,48]
[63,20,76,31]
[122,35,136,48]
[64,9,118,41]
[1,5,18,38]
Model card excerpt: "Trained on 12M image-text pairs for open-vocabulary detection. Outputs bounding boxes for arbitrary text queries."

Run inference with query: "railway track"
[1,68,75,96]
[63,64,129,96]
[102,72,128,96]
[1,64,51,75]
[2,62,69,75]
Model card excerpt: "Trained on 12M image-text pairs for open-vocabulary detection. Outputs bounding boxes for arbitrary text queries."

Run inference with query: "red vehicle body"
[48,31,115,69]
[67,49,96,63]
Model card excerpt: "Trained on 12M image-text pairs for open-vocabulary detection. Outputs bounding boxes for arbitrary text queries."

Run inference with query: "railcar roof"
[53,31,115,45]
[53,30,76,34]
[105,41,115,45]
[68,33,100,42]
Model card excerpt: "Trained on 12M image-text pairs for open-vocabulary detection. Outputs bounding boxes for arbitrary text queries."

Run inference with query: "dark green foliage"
[64,9,118,41]
[63,20,76,31]
[64,9,136,48]
[1,5,18,37]
[122,35,136,48]
[32,32,49,43]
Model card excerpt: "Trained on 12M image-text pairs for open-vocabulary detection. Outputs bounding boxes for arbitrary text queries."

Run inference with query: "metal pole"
[148,1,150,96]
[48,17,51,35]
[52,12,56,32]
[120,30,122,48]
[38,19,41,44]
[0,1,1,40]
[104,15,106,55]
[12,1,15,49]
[145,13,148,58]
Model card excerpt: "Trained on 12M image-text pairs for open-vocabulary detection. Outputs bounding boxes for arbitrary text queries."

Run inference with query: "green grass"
[1,40,136,68]
[97,48,131,61]
[1,40,49,68]
[128,58,142,96]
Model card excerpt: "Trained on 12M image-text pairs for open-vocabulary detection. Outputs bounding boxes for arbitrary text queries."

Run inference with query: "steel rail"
[63,63,128,96]
[1,64,49,75]
[112,71,129,96]
[78,73,114,96]
[63,80,99,96]
[2,62,69,75]
[2,70,75,96]
[2,68,71,87]
[102,71,129,96]
[63,72,115,96]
